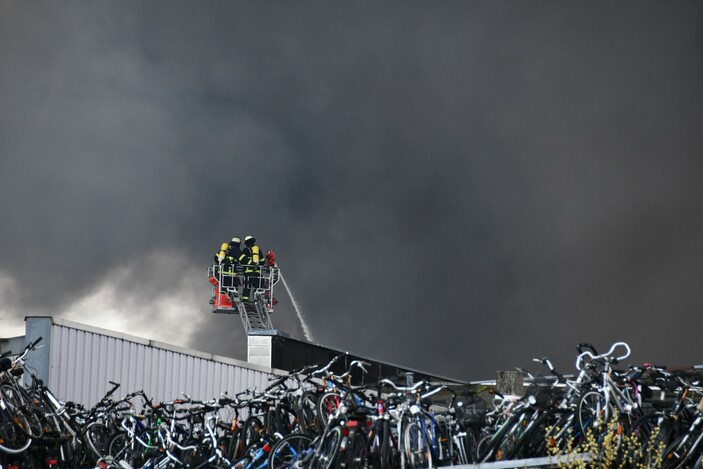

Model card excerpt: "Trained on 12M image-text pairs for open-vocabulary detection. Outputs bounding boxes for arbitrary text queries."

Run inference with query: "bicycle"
[576,342,641,443]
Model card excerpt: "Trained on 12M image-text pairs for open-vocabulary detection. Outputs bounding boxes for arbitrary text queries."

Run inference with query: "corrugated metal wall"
[36,318,275,406]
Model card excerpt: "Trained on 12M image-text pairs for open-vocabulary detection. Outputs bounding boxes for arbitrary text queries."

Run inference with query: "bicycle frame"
[576,342,635,431]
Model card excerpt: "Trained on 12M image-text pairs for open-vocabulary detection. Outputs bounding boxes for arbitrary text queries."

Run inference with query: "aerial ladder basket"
[207,263,279,334]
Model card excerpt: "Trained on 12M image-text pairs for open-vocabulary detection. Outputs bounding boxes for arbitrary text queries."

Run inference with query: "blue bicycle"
[403,385,449,469]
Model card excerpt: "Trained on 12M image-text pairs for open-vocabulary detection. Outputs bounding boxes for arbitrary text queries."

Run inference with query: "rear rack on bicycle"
[207,264,279,334]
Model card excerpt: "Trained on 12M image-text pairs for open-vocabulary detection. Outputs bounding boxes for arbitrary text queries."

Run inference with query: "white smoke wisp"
[279,271,314,343]
[0,271,24,337]
[59,252,207,346]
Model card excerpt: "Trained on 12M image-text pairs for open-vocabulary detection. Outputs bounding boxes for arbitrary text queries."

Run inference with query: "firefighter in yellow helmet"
[210,240,230,304]
[242,235,262,304]
[227,237,247,266]
[223,237,245,290]
[244,236,261,264]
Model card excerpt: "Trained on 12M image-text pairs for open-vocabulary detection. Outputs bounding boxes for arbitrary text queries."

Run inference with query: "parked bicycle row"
[1,338,702,468]
[474,342,703,468]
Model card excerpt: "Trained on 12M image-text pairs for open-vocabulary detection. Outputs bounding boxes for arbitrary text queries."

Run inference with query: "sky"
[1,2,702,381]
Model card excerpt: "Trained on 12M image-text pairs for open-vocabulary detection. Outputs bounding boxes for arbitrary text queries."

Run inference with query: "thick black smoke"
[1,2,702,380]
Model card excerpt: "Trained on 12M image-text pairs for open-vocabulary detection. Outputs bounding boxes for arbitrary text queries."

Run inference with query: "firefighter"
[242,235,262,304]
[243,235,261,266]
[214,241,229,264]
[224,237,245,290]
[212,240,229,282]
[210,241,229,304]
[227,237,247,266]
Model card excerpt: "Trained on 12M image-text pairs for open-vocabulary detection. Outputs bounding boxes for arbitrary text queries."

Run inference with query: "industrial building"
[0,316,468,407]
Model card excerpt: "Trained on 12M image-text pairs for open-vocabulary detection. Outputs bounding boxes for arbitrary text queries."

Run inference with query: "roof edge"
[24,316,280,375]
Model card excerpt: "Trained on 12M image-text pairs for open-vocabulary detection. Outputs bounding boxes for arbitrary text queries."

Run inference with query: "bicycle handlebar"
[605,341,631,361]
[421,385,446,400]
[378,379,427,393]
[575,341,631,371]
[350,360,370,374]
[29,336,43,350]
[103,381,121,400]
[338,360,370,379]
[577,343,598,356]
[12,336,44,362]
[265,375,289,392]
[532,357,566,383]
[311,355,342,377]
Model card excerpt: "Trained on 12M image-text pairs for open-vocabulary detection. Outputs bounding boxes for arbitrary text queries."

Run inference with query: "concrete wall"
[0,336,25,356]
[247,335,272,367]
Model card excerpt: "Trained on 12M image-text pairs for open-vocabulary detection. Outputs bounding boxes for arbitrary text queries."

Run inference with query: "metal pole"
[405,372,414,387]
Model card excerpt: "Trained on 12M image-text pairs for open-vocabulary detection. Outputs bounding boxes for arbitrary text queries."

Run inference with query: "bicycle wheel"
[108,431,132,461]
[404,421,430,469]
[0,407,32,454]
[268,433,313,469]
[661,433,693,469]
[225,426,244,461]
[83,422,112,459]
[181,437,217,467]
[298,391,319,435]
[275,402,299,436]
[505,412,546,460]
[578,391,610,438]
[628,413,676,466]
[529,409,574,457]
[266,408,278,435]
[462,428,479,463]
[514,408,568,460]
[664,425,703,469]
[240,416,264,449]
[0,384,43,439]
[370,419,394,469]
[346,430,368,469]
[316,392,341,433]
[494,415,527,461]
[381,420,397,469]
[310,426,342,469]
[478,414,520,462]
[475,433,492,462]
